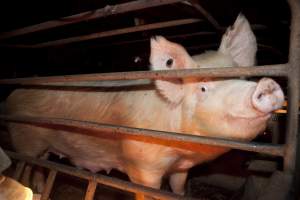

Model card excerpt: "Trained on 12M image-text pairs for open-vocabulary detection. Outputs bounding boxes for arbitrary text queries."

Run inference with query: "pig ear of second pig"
[218,14,257,67]
[150,36,185,106]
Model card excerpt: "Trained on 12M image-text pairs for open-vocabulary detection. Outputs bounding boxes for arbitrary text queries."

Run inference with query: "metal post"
[41,170,57,200]
[84,180,98,200]
[284,0,300,172]
[13,161,26,181]
[285,0,300,199]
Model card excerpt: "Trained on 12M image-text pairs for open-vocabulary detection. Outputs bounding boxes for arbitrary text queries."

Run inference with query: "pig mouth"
[237,113,270,120]
[228,112,271,122]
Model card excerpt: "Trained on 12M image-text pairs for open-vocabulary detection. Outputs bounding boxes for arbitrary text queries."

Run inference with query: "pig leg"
[127,167,163,200]
[169,172,188,195]
[9,124,49,192]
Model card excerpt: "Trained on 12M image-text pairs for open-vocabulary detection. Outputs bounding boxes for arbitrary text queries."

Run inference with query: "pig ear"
[150,36,188,105]
[155,79,184,105]
[218,14,257,66]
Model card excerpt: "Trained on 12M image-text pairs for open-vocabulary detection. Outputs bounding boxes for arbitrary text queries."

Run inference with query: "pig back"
[6,85,172,126]
[5,83,185,173]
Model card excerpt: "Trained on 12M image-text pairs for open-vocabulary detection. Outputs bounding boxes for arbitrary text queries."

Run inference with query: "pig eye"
[200,86,208,92]
[166,58,173,68]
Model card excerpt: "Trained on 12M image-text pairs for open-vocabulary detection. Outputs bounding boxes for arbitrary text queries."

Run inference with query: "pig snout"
[252,78,284,113]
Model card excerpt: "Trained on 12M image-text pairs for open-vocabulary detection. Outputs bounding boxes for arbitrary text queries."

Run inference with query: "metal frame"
[0,0,185,40]
[6,151,196,200]
[0,0,299,199]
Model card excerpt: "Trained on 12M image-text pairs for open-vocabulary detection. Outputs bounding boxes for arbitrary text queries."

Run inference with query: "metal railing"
[0,0,299,199]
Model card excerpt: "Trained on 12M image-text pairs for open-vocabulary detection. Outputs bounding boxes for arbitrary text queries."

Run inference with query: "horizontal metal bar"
[6,150,193,200]
[94,31,217,48]
[0,114,284,156]
[0,64,288,85]
[0,0,184,40]
[30,18,202,48]
[0,31,216,49]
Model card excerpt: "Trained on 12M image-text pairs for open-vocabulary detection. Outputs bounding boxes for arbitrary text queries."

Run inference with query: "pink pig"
[6,14,284,198]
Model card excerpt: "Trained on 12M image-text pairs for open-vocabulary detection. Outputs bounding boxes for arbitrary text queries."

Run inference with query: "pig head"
[6,14,284,198]
[148,14,283,194]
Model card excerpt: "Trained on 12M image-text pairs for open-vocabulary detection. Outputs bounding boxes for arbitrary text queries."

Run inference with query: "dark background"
[0,0,290,78]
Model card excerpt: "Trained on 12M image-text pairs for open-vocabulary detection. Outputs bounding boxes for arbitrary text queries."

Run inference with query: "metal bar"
[0,0,184,40]
[0,24,267,49]
[4,31,215,49]
[41,170,57,200]
[0,114,284,156]
[0,31,215,49]
[284,2,300,198]
[6,150,193,200]
[13,161,26,181]
[136,193,147,200]
[0,64,288,85]
[29,18,202,48]
[84,181,97,200]
[187,0,221,30]
[284,0,300,172]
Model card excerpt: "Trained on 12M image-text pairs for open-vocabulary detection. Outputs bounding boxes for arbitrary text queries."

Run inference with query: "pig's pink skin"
[6,14,284,197]
[6,77,283,195]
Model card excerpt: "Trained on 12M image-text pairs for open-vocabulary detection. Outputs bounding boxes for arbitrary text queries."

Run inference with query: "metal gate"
[0,0,299,199]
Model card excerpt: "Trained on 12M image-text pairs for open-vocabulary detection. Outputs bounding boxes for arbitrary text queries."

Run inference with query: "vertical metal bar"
[13,161,26,181]
[284,0,300,172]
[84,180,98,200]
[41,170,57,200]
[135,193,146,200]
[285,1,300,198]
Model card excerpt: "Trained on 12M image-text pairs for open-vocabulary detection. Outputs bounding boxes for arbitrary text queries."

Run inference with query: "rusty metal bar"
[284,0,300,172]
[187,0,221,30]
[284,2,300,198]
[29,18,202,48]
[6,151,193,200]
[41,170,57,200]
[0,64,288,85]
[13,161,26,181]
[0,24,268,49]
[93,31,216,48]
[0,114,284,156]
[0,31,216,49]
[84,181,97,200]
[0,0,184,40]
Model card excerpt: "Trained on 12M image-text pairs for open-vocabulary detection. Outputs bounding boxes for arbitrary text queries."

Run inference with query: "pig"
[0,175,37,200]
[5,14,284,199]
[192,13,257,68]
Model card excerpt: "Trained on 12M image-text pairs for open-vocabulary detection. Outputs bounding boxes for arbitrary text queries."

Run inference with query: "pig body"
[7,81,228,177]
[6,14,284,197]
